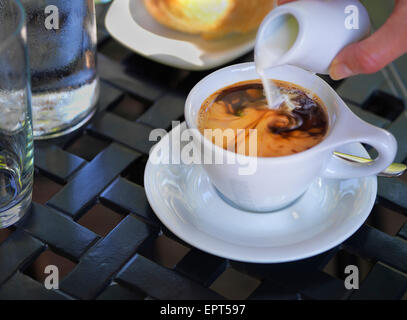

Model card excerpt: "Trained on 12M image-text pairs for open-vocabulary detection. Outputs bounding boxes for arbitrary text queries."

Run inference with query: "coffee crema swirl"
[198,80,328,157]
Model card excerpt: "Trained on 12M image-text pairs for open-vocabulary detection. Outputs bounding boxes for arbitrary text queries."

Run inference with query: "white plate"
[144,123,377,263]
[105,0,257,70]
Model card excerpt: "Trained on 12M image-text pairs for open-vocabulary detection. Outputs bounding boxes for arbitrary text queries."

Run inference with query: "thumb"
[330,0,407,80]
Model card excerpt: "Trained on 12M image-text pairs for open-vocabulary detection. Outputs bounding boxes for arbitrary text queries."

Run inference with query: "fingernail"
[330,62,354,80]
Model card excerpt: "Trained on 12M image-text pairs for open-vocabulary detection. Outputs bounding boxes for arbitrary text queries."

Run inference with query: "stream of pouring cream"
[255,14,299,109]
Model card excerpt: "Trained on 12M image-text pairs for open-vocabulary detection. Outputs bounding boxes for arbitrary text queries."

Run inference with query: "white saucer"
[105,0,257,70]
[144,123,377,263]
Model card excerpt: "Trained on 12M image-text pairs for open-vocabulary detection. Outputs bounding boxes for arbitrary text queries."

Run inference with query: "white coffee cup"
[255,0,371,74]
[185,63,397,212]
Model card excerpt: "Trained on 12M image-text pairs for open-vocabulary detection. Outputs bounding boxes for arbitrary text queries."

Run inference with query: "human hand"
[277,0,407,80]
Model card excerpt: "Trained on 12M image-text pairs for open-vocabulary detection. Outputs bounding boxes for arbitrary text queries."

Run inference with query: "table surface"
[0,1,407,300]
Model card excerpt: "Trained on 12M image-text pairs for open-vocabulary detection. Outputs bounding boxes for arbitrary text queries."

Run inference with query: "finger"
[330,0,407,80]
[277,0,296,5]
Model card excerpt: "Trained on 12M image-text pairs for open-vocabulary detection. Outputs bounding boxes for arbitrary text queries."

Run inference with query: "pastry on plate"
[144,0,276,39]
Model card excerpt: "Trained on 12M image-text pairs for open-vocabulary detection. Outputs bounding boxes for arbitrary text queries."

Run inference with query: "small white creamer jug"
[255,0,371,74]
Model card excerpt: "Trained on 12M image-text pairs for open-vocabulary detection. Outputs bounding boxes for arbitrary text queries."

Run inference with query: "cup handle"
[322,114,397,179]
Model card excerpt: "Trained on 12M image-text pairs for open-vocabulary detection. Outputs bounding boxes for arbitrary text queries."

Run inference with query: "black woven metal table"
[0,1,407,300]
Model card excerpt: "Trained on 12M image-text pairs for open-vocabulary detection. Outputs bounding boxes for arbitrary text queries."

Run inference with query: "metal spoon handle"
[333,152,406,178]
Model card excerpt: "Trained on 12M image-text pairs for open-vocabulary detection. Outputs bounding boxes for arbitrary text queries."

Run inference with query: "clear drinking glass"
[0,0,34,228]
[21,0,99,139]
